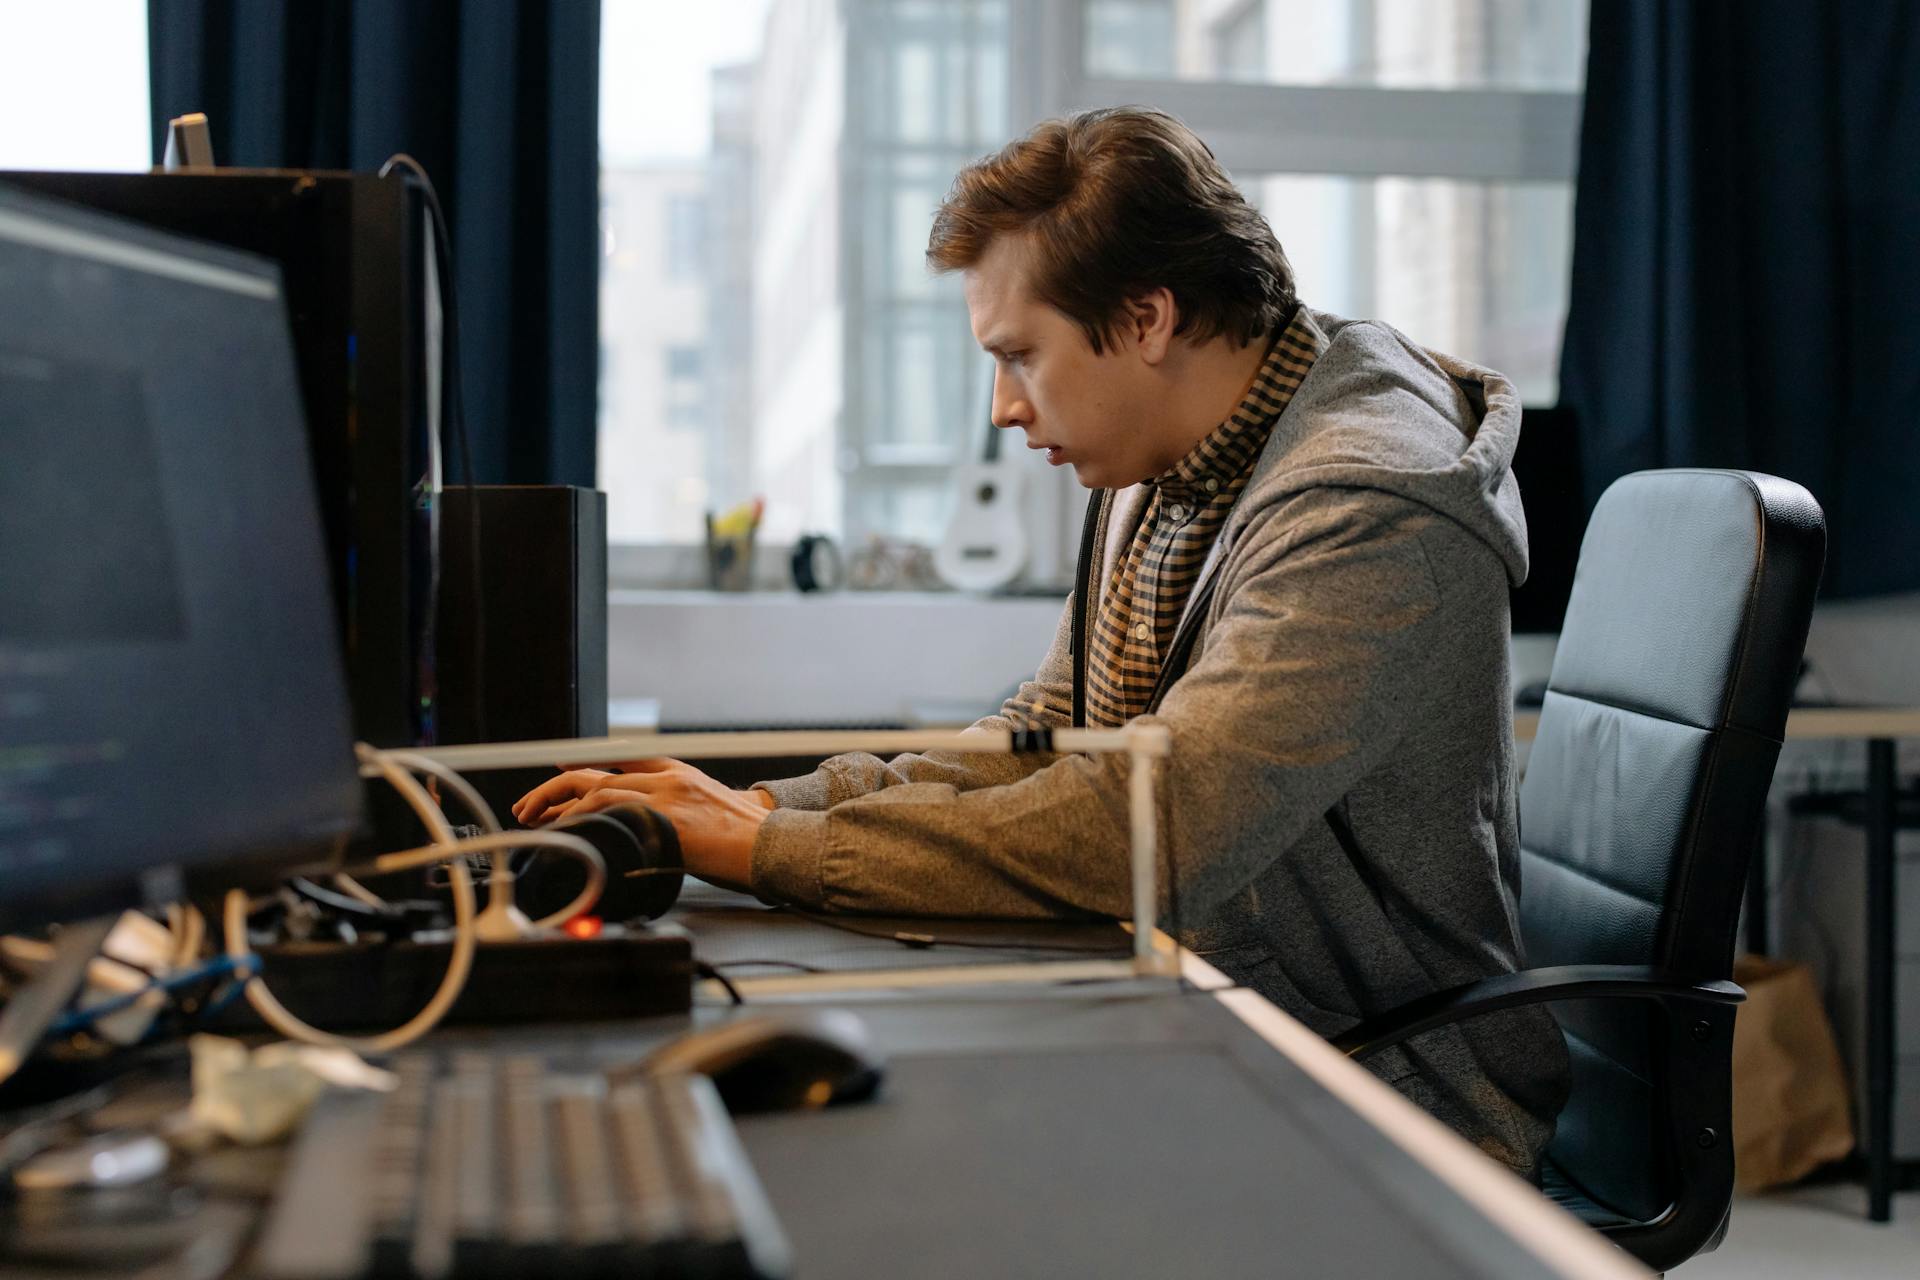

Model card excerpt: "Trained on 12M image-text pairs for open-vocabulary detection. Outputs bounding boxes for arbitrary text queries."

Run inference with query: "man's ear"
[1128,288,1178,365]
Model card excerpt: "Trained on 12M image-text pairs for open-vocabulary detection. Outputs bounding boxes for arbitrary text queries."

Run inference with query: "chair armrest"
[1332,964,1745,1061]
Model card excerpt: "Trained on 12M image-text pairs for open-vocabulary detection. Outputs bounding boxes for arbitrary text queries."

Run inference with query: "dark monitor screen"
[1509,404,1586,635]
[0,168,440,752]
[0,185,363,932]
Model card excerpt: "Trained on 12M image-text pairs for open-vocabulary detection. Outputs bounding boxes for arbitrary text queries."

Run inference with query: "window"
[664,193,708,280]
[1087,0,1584,90]
[0,1,150,172]
[663,345,704,432]
[665,346,704,382]
[1247,176,1573,402]
[1069,0,1585,402]
[597,0,1585,578]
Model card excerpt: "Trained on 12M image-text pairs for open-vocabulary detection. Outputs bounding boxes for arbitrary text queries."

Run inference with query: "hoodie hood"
[1235,307,1531,587]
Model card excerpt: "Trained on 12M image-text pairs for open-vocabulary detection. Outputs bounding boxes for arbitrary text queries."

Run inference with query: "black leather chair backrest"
[1518,470,1824,1221]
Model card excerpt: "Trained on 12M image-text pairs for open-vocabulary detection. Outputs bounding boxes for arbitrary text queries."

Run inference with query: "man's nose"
[990,371,1029,430]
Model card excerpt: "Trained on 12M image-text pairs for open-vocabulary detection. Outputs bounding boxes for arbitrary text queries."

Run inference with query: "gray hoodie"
[752,308,1571,1174]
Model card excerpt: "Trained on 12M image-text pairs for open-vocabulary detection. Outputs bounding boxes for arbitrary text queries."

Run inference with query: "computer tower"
[435,485,606,838]
[0,170,439,750]
[437,485,609,746]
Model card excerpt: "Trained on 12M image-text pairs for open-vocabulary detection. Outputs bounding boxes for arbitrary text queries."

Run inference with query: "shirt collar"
[1145,304,1321,495]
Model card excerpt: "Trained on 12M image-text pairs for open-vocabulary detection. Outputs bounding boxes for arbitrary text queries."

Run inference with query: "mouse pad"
[732,1045,1542,1279]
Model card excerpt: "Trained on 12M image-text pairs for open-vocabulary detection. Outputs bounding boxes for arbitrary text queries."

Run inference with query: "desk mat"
[728,993,1556,1280]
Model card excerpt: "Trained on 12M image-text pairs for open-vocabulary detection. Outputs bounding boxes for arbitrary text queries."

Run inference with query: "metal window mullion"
[839,0,871,535]
[1058,79,1579,183]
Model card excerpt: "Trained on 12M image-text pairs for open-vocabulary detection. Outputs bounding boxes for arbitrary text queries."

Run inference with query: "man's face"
[963,236,1157,490]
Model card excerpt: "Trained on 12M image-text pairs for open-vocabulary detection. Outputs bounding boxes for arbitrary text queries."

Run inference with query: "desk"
[1517,705,1920,1222]
[652,888,1644,1279]
[2,911,1643,1278]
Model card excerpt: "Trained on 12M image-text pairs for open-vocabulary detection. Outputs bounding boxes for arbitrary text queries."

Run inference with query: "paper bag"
[1729,955,1855,1192]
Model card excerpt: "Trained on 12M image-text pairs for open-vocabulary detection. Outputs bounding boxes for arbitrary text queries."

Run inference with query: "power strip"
[208,927,693,1033]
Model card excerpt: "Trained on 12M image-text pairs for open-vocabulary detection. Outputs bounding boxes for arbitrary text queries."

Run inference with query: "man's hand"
[511,759,773,892]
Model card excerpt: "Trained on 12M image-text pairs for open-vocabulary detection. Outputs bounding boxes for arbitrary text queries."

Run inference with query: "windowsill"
[606,589,1068,725]
[609,587,1067,607]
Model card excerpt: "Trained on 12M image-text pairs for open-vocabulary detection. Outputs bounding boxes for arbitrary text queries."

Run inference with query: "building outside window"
[598,0,1586,577]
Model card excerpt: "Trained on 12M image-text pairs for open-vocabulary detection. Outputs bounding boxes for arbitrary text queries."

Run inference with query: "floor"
[1676,1185,1920,1277]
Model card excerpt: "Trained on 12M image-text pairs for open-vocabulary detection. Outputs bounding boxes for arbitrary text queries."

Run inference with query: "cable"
[289,877,410,921]
[359,830,605,932]
[380,749,501,833]
[380,748,522,935]
[173,906,204,967]
[353,749,603,932]
[46,954,258,1037]
[694,962,745,1006]
[706,959,827,974]
[223,746,477,1053]
[378,152,485,745]
[331,875,389,910]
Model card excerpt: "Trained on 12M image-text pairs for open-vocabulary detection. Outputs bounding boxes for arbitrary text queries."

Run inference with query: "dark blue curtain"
[1558,0,1920,597]
[148,0,601,488]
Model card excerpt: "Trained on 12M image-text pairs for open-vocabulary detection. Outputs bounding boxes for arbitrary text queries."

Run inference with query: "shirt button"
[1168,504,1188,521]
[1132,621,1150,642]
[1204,478,1219,493]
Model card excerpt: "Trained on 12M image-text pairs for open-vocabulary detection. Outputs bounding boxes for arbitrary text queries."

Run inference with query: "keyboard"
[251,1053,791,1279]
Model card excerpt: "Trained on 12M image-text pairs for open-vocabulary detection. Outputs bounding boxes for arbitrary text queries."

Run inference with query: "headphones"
[514,806,684,922]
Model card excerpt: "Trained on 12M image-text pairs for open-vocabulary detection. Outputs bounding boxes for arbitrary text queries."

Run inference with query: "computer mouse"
[621,1009,885,1114]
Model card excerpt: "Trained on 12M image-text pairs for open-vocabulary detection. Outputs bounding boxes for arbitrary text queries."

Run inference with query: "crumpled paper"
[187,1035,396,1146]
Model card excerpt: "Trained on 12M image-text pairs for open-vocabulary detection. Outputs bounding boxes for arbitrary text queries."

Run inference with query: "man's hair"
[927,106,1295,354]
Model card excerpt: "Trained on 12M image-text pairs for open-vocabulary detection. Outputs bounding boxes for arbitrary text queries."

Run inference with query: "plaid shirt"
[1084,310,1324,727]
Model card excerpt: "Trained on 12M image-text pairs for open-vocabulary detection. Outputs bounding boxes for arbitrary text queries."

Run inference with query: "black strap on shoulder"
[1070,490,1104,728]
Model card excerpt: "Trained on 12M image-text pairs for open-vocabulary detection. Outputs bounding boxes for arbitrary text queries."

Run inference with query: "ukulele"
[934,411,1029,592]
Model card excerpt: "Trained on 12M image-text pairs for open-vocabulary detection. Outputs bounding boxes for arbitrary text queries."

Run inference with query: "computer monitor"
[1509,404,1585,635]
[0,169,442,751]
[0,184,363,932]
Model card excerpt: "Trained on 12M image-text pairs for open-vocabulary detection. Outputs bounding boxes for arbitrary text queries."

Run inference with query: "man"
[515,107,1570,1176]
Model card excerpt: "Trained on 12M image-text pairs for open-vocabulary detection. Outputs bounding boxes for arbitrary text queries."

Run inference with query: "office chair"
[1332,470,1825,1273]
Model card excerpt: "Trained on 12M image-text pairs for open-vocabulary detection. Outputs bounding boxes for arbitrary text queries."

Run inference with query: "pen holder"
[705,514,756,591]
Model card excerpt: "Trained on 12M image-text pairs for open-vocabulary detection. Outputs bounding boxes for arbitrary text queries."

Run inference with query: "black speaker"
[438,485,609,747]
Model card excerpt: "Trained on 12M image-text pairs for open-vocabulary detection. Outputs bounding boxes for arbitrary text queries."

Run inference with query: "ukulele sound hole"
[975,483,997,503]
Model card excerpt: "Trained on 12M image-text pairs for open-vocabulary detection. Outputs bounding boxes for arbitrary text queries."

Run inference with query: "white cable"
[222,746,476,1053]
[364,747,607,933]
[363,743,459,846]
[379,747,520,935]
[361,830,606,931]
[164,905,185,961]
[330,875,387,909]
[332,744,458,905]
[379,749,502,833]
[172,905,204,967]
